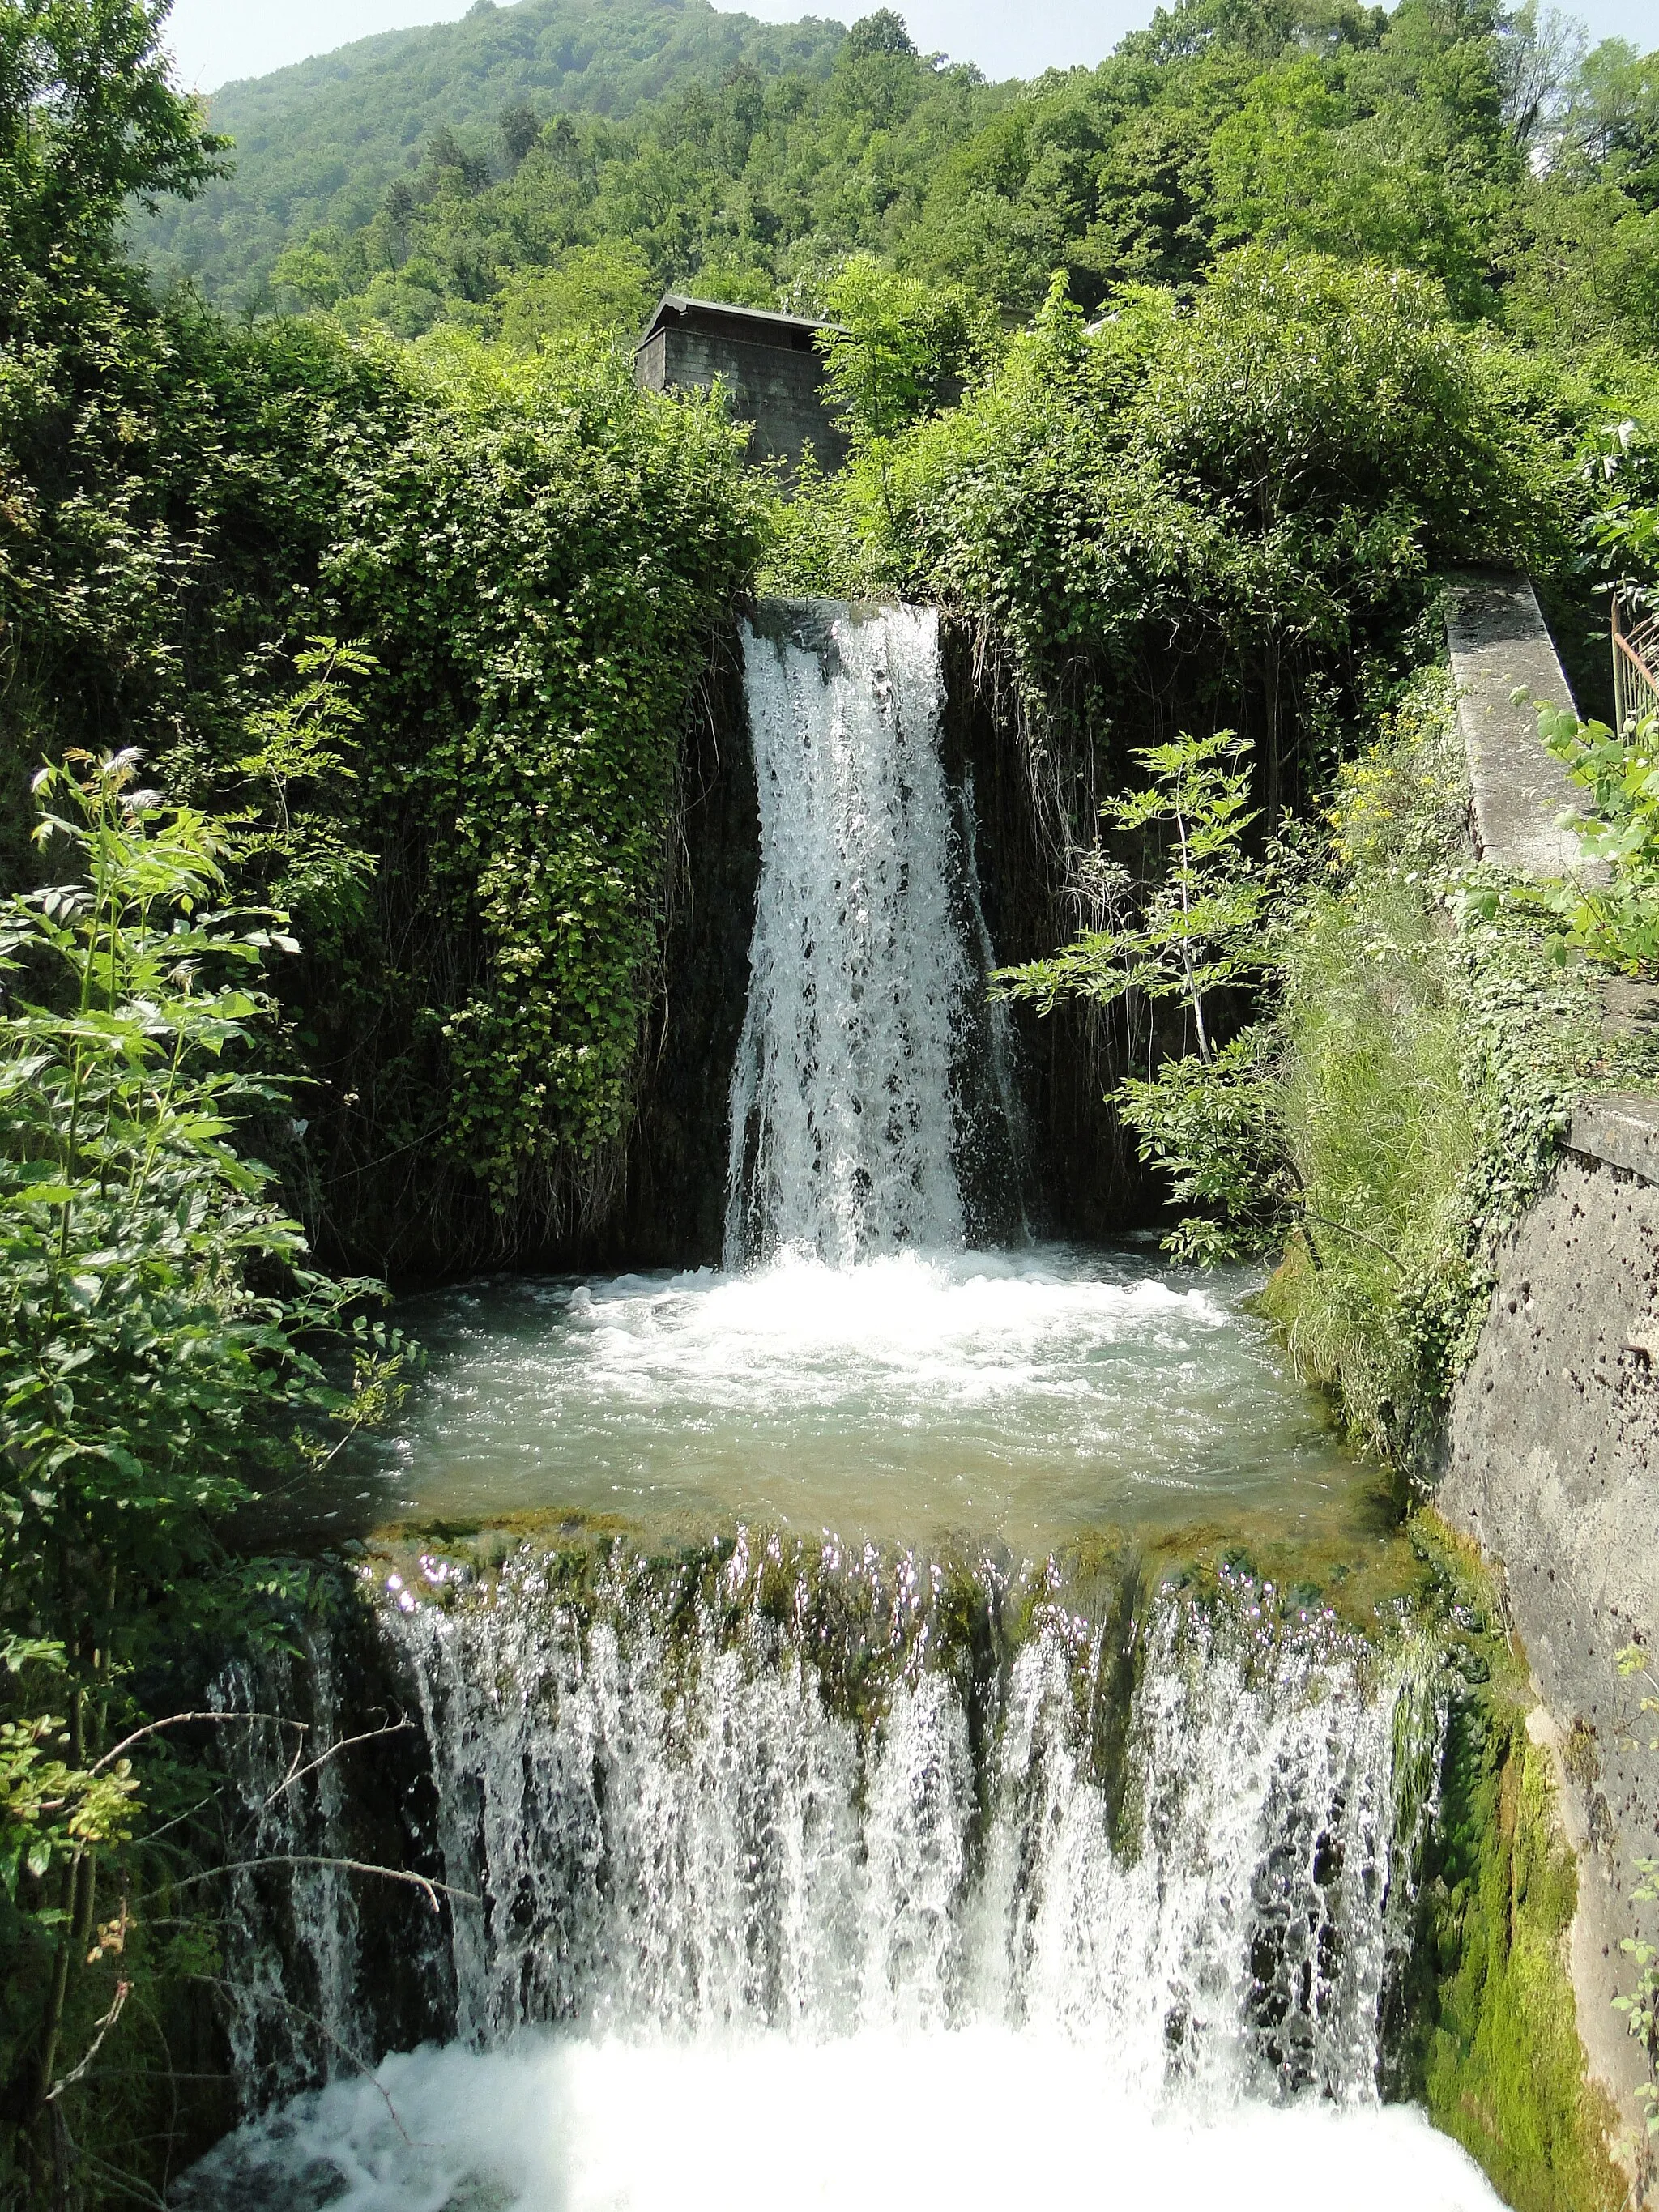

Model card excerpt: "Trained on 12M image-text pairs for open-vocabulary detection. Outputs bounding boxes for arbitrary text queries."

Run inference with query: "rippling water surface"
[329,1242,1384,1553]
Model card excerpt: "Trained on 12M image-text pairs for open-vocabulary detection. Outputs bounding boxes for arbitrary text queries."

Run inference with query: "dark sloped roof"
[637,292,838,351]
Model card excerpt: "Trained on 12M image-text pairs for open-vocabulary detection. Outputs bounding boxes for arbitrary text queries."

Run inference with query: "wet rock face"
[1439,1138,1659,2134]
[936,618,1175,1238]
[603,629,761,1270]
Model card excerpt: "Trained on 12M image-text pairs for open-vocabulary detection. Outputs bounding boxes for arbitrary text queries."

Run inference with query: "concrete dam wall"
[1440,1098,1659,2149]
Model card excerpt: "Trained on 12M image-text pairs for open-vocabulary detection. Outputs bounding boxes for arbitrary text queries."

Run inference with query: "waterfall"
[403,1555,1435,2095]
[198,1545,1444,2133]
[725,600,975,1267]
[173,598,1499,2212]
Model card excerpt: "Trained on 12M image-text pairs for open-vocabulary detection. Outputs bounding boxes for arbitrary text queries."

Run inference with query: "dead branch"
[156,1855,478,1914]
[88,1710,305,1776]
[261,1715,414,1811]
[46,1980,130,2103]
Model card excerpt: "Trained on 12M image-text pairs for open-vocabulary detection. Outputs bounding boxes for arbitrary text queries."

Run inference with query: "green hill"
[144,0,850,302]
[142,0,1659,364]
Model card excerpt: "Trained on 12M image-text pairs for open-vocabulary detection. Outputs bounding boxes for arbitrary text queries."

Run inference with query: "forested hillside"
[143,0,1659,353]
[143,0,848,302]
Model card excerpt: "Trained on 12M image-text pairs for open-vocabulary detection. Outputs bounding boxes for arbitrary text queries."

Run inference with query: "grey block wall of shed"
[635,304,851,479]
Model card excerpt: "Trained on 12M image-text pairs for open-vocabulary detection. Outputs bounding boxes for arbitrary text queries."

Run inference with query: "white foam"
[369,1245,1355,1546]
[186,2030,1507,2212]
[567,1246,1227,1404]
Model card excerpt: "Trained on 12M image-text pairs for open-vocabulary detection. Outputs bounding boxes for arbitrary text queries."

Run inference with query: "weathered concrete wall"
[1440,1097,1659,2175]
[1446,571,1584,872]
[638,324,849,478]
[938,619,1168,1237]
[1438,573,1658,2185]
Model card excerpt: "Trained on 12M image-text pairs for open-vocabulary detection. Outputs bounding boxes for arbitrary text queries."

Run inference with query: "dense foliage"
[774,247,1651,829]
[144,0,1659,361]
[0,753,407,2206]
[3,7,767,1278]
[268,335,767,1271]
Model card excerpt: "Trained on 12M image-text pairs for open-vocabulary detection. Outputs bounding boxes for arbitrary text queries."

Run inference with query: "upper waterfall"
[725,600,974,1268]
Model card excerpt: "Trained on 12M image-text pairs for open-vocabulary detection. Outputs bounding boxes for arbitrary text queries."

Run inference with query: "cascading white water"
[177,608,1512,2212]
[395,1558,1437,2093]
[179,1558,1509,2210]
[725,601,973,1267]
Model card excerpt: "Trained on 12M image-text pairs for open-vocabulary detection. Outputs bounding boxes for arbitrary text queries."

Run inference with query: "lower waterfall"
[180,1552,1505,2210]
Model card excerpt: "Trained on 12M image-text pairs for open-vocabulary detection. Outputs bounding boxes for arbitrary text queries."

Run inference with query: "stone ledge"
[1445,570,1584,875]
[1568,1091,1659,1183]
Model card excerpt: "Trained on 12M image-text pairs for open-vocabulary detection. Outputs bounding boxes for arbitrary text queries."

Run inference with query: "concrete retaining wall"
[1440,1101,1659,2173]
[1437,573,1659,2184]
[1446,571,1584,872]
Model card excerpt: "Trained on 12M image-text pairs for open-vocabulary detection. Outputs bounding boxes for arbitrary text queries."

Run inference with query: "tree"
[500,100,541,166]
[844,9,917,61]
[1497,0,1584,151]
[497,241,657,346]
[0,0,226,284]
[818,255,977,447]
[1556,37,1659,208]
[996,731,1286,1263]
[424,123,491,195]
[997,731,1269,1065]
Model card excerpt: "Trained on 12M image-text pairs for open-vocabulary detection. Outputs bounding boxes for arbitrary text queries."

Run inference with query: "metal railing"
[1614,592,1659,733]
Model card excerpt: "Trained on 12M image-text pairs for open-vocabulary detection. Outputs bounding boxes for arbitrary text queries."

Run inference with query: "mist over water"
[181,2035,1507,2212]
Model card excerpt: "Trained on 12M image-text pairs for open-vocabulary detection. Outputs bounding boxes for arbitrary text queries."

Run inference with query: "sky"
[164,0,1654,96]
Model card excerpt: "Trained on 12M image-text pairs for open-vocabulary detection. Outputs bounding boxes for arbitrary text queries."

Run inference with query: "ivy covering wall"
[276,338,767,1271]
[2,245,766,1276]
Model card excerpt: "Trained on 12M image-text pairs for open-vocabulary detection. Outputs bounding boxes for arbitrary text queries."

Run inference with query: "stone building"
[634,293,850,478]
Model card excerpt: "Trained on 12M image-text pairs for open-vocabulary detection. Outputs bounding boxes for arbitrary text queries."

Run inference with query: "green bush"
[0,754,390,2203]
[774,249,1590,834]
[287,332,768,1266]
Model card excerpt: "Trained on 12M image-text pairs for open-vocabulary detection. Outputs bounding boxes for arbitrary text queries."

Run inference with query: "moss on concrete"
[1421,1712,1623,2212]
[1393,1517,1627,2212]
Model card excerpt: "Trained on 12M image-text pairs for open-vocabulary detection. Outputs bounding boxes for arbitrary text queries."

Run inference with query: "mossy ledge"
[1392,1516,1630,2212]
